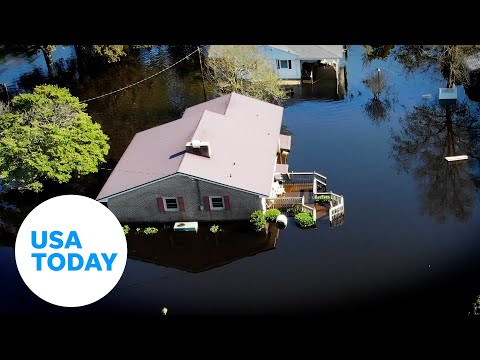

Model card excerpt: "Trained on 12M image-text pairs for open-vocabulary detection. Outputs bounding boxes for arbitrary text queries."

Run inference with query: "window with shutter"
[163,197,179,212]
[209,196,225,210]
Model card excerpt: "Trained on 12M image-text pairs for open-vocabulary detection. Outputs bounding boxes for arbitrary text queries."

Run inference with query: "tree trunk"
[445,106,456,156]
[40,46,57,78]
[74,45,87,79]
[447,63,454,88]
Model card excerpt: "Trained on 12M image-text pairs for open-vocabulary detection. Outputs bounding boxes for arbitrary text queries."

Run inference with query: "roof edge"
[97,172,270,202]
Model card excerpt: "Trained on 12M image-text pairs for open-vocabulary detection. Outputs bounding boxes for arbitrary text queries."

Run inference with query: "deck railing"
[316,191,344,222]
[266,196,316,219]
[266,196,304,207]
[269,171,341,226]
[301,204,316,219]
[282,171,327,192]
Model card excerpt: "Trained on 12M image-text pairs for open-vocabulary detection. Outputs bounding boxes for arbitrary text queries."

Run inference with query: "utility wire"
[80,48,200,103]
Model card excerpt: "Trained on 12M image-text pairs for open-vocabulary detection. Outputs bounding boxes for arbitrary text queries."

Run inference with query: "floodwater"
[1,45,480,317]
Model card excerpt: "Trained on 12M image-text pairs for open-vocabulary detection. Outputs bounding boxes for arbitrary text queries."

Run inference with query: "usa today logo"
[15,195,127,307]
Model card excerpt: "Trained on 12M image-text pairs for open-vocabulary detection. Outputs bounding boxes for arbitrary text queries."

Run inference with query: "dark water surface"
[1,45,479,317]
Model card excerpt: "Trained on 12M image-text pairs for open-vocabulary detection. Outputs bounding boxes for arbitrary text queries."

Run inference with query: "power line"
[80,48,200,103]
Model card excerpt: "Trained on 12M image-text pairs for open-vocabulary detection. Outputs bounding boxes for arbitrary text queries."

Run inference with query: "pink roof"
[274,163,289,173]
[96,93,284,200]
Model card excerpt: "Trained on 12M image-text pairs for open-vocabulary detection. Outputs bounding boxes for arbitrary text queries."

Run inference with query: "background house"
[257,45,345,81]
[96,92,289,223]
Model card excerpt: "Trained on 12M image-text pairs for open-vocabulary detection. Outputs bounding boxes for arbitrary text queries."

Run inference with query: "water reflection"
[363,97,393,124]
[0,187,18,239]
[362,68,397,125]
[127,222,280,273]
[362,45,395,66]
[288,64,348,101]
[391,100,480,223]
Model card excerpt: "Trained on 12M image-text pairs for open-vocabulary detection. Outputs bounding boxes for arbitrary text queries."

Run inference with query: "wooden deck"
[280,185,328,220]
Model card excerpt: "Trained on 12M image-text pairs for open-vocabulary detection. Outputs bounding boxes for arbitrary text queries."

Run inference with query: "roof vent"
[186,140,211,158]
[191,139,202,148]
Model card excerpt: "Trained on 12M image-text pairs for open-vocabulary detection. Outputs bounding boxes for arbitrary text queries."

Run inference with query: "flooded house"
[257,45,344,84]
[96,92,344,225]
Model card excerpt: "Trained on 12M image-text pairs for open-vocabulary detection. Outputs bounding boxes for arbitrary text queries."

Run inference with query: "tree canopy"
[205,45,287,104]
[396,45,480,88]
[0,85,110,192]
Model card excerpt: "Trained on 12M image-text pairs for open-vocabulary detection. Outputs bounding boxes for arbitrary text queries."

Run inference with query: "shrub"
[315,194,331,204]
[265,208,281,222]
[286,204,302,216]
[294,212,315,228]
[143,227,159,235]
[122,225,130,235]
[250,210,267,231]
[210,224,221,233]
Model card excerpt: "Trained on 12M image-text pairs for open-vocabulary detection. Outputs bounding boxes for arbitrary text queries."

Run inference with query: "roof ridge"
[177,108,210,171]
[224,92,234,116]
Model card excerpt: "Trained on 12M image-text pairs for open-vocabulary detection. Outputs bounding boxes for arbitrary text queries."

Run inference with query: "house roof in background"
[464,52,480,72]
[96,92,284,200]
[268,45,344,60]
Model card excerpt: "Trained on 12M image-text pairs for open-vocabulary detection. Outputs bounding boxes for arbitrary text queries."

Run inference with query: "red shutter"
[203,196,210,211]
[156,197,165,213]
[224,195,230,210]
[178,197,185,212]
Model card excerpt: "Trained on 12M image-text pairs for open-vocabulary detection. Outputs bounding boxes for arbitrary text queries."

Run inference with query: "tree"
[363,69,389,100]
[39,45,58,78]
[391,100,480,223]
[0,85,110,192]
[205,45,287,104]
[92,45,127,63]
[362,69,397,124]
[396,45,480,88]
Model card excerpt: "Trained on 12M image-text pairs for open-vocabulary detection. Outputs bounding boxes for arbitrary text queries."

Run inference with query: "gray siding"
[108,174,264,223]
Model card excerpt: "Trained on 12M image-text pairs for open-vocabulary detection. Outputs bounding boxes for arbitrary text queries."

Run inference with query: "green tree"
[0,85,110,192]
[396,45,480,88]
[92,45,127,63]
[205,45,287,104]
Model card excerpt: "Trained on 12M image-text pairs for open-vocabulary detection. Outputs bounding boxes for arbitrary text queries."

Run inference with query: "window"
[163,197,179,212]
[278,60,292,69]
[209,196,225,210]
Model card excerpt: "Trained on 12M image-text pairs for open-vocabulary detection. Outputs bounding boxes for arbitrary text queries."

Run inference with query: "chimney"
[186,140,211,158]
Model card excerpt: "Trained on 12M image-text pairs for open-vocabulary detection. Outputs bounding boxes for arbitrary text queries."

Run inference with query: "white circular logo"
[15,195,127,307]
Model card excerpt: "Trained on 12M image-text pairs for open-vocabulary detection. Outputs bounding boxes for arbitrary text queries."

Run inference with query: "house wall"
[107,174,264,223]
[258,45,301,79]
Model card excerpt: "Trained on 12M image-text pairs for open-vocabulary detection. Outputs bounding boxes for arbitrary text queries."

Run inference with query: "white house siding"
[107,174,264,223]
[258,45,301,79]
